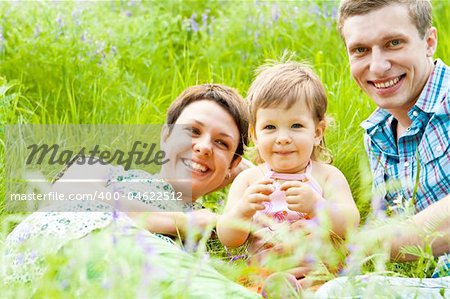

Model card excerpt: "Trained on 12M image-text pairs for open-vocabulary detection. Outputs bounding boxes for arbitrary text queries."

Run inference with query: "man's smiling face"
[342,4,436,116]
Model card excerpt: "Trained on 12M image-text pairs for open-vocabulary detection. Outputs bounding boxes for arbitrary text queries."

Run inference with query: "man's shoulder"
[420,59,450,114]
[433,88,450,116]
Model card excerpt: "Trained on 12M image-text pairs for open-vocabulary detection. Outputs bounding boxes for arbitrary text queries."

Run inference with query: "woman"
[3,84,258,298]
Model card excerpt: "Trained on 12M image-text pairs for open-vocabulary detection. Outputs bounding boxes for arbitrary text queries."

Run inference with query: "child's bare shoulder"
[311,161,347,182]
[234,165,266,185]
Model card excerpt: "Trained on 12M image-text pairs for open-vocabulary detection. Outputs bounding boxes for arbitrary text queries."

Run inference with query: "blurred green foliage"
[1,0,448,296]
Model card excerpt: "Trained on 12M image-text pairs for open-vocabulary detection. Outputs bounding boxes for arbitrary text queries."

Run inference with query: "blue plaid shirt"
[361,59,450,277]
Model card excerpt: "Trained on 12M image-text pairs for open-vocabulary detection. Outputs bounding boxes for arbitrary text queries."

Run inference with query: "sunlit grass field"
[1,0,449,297]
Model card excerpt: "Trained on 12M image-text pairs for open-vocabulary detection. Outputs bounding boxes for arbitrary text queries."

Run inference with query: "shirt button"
[436,146,442,152]
[412,111,419,117]
[404,161,410,167]
[406,127,411,131]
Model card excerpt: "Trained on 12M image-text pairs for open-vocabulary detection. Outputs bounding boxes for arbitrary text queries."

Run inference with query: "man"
[317,0,449,297]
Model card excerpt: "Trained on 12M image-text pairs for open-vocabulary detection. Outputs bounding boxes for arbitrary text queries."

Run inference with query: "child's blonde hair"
[246,61,332,164]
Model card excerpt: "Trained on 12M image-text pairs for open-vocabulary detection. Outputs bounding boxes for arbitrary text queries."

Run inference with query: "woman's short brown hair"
[166,84,249,161]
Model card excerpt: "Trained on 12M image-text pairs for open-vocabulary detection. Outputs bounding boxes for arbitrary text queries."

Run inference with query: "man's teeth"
[374,76,400,89]
[185,160,208,172]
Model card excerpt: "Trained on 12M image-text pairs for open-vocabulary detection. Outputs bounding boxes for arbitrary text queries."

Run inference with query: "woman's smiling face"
[161,100,241,200]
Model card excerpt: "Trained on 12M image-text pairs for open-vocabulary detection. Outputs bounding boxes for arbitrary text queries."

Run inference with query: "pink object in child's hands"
[255,161,322,225]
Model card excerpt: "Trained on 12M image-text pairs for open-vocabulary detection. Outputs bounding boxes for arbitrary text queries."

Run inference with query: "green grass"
[1,0,449,297]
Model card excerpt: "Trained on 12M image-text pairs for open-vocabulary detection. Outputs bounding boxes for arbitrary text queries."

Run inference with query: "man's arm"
[389,194,450,261]
[361,194,450,262]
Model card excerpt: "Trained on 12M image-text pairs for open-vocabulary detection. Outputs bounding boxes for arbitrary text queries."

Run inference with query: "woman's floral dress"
[3,166,189,282]
[3,166,259,298]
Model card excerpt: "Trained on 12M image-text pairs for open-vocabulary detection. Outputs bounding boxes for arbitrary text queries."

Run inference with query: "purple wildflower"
[112,234,118,246]
[129,0,141,6]
[347,244,359,254]
[371,194,387,218]
[202,13,208,28]
[124,10,132,17]
[60,280,69,289]
[254,31,260,43]
[225,246,232,258]
[230,254,248,262]
[110,45,118,55]
[28,250,38,262]
[71,9,78,19]
[310,3,321,18]
[56,14,63,27]
[71,8,83,26]
[142,261,152,275]
[271,4,280,22]
[112,208,120,222]
[340,252,361,276]
[14,253,25,266]
[135,232,155,256]
[331,6,338,20]
[0,26,4,44]
[102,278,112,289]
[361,276,370,283]
[34,25,40,37]
[15,225,31,244]
[189,13,199,32]
[304,253,316,265]
[305,216,320,230]
[225,246,248,262]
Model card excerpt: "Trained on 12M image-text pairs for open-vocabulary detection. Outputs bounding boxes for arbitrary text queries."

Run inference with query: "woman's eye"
[291,123,302,129]
[185,127,200,135]
[216,140,229,149]
[263,125,276,130]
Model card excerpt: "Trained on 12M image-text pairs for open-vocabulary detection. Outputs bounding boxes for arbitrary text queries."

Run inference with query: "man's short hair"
[338,0,432,39]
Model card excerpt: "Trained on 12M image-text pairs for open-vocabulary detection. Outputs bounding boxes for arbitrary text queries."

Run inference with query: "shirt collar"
[360,108,390,132]
[361,58,450,132]
[414,59,449,114]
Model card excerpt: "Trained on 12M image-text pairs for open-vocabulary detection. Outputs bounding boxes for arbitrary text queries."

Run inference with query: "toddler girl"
[217,61,360,273]
[217,62,359,297]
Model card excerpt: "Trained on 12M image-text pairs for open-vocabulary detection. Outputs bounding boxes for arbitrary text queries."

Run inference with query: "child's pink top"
[254,161,323,224]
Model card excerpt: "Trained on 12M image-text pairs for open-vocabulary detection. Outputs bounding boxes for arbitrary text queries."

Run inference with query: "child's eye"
[263,125,276,130]
[291,123,302,129]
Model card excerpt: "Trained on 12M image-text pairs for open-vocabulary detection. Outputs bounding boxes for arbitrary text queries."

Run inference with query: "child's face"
[253,100,324,173]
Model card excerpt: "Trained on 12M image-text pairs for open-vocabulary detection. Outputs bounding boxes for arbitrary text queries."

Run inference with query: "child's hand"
[234,178,274,219]
[280,179,324,216]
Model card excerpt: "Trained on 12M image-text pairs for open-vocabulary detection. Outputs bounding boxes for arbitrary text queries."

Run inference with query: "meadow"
[1,0,449,297]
